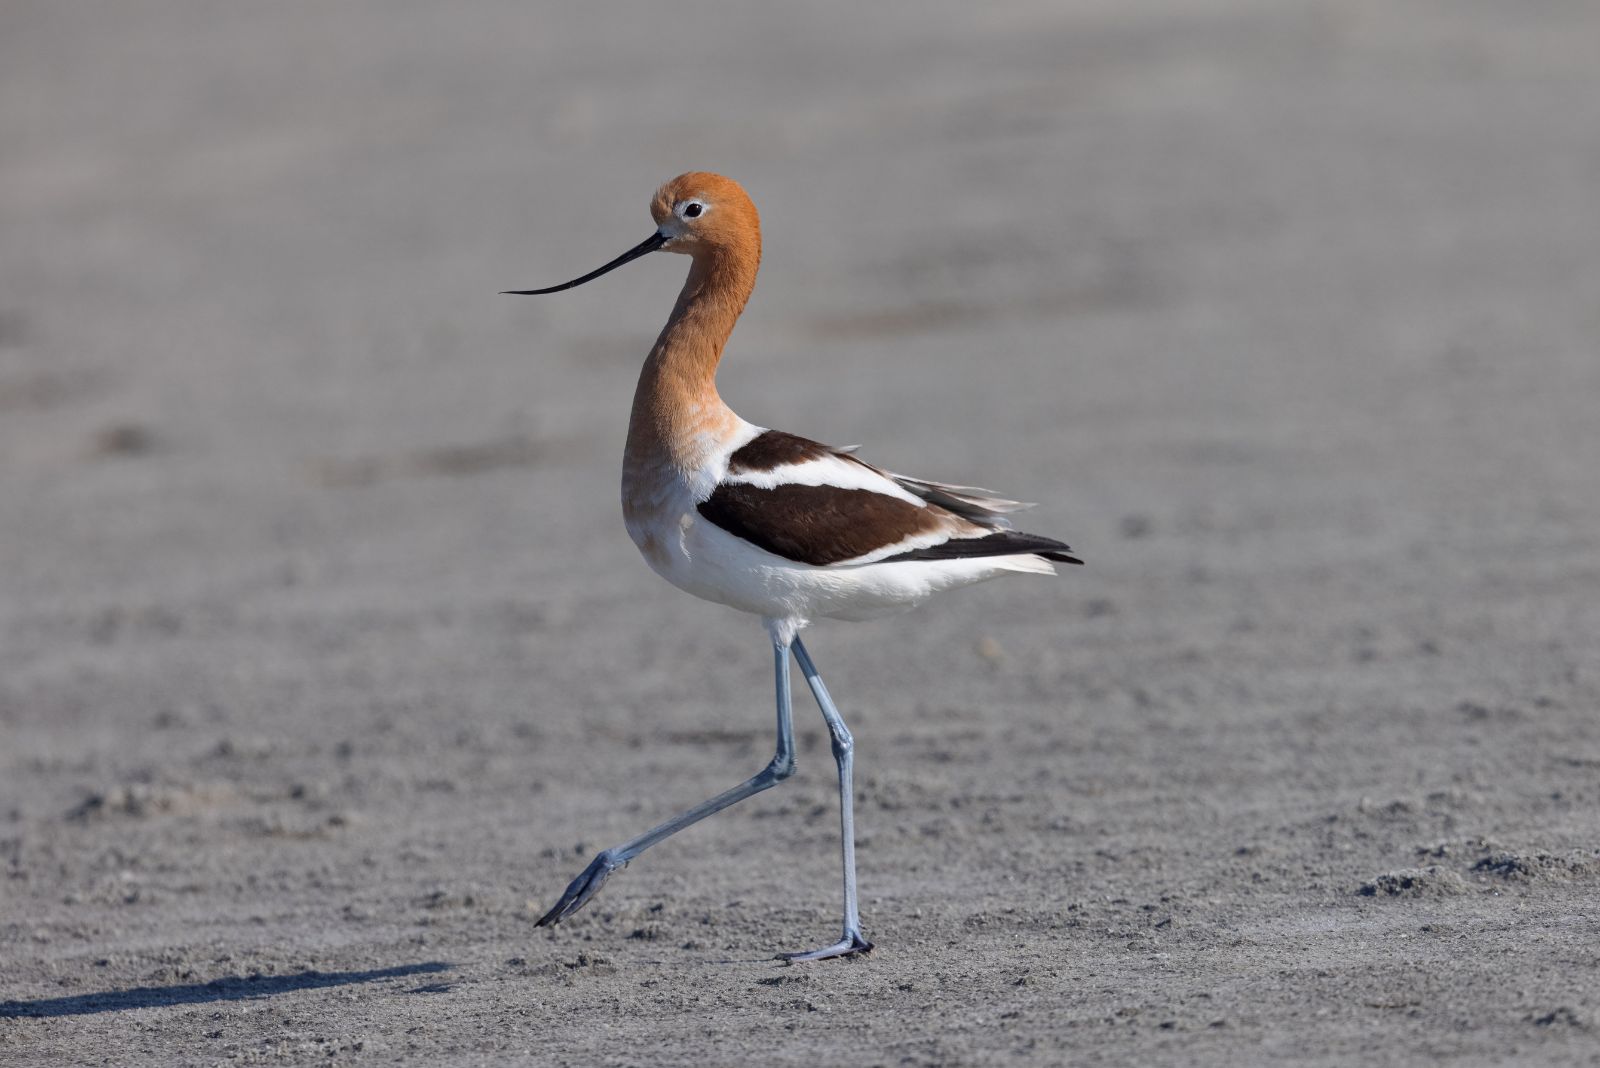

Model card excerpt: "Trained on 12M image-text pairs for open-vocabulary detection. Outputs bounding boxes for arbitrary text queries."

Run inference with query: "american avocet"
[506,172,1080,961]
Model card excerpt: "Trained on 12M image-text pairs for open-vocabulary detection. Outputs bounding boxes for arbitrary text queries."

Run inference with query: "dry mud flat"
[4,2,1600,1065]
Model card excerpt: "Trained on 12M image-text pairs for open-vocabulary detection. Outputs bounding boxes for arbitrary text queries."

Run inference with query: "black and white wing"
[697,430,1081,567]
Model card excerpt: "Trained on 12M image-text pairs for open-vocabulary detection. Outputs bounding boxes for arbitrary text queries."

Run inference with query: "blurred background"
[3,1,1599,1062]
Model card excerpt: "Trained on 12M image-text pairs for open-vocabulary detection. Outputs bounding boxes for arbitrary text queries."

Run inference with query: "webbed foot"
[778,930,873,962]
[535,851,620,926]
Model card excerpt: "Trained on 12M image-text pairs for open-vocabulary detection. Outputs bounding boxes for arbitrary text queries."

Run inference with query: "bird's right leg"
[535,639,797,926]
[778,636,873,961]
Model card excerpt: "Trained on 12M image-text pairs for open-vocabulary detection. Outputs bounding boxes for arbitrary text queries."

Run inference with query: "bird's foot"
[535,851,620,927]
[778,929,873,963]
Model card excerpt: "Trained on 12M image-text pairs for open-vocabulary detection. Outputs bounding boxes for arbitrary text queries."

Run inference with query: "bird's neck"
[626,249,758,471]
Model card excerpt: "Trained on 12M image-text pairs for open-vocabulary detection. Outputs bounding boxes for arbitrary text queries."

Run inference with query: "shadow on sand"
[0,961,452,1018]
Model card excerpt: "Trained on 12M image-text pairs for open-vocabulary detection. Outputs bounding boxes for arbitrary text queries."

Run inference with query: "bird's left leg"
[535,639,798,927]
[781,637,873,961]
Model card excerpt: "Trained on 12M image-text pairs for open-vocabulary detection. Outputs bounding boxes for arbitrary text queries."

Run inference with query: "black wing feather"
[880,530,1083,565]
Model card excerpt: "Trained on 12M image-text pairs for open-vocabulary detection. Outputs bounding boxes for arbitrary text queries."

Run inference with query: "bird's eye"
[682,202,704,218]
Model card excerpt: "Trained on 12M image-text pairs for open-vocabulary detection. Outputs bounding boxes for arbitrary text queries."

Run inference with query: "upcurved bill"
[502,231,668,295]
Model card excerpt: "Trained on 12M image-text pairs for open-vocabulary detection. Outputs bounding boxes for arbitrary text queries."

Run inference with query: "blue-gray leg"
[782,637,874,961]
[535,640,797,927]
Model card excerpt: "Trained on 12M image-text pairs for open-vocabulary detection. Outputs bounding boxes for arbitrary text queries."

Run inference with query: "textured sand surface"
[4,2,1600,1064]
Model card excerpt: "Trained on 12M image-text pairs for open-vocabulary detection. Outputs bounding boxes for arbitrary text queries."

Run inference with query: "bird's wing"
[699,429,1080,567]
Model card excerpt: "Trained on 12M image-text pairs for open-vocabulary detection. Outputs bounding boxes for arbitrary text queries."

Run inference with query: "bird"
[504,172,1080,961]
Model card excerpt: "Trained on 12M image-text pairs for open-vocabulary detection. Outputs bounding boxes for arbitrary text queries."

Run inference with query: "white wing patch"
[722,453,927,508]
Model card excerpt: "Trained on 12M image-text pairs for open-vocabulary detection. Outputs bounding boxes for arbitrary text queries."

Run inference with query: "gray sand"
[4,2,1600,1064]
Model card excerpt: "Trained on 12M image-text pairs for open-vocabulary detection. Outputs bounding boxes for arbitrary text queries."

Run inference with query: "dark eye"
[683,202,703,218]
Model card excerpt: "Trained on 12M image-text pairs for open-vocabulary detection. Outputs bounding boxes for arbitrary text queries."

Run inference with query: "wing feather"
[705,428,1081,567]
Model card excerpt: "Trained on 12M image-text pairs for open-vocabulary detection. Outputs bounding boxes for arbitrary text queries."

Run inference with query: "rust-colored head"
[649,172,761,260]
[502,172,762,297]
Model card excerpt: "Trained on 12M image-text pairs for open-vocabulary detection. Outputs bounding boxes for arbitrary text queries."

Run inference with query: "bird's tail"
[992,554,1059,576]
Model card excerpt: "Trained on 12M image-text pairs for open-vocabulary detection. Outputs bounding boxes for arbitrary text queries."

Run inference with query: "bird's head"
[503,171,760,296]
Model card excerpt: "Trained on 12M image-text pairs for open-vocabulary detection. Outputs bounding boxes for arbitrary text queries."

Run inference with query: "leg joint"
[766,752,797,781]
[829,727,853,761]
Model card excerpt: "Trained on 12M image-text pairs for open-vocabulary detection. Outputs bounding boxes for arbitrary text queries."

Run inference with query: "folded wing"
[698,430,1081,567]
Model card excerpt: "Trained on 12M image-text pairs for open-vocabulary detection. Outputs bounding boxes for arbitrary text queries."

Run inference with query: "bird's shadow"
[0,961,452,1019]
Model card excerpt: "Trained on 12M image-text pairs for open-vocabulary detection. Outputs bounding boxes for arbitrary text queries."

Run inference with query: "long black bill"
[501,231,668,295]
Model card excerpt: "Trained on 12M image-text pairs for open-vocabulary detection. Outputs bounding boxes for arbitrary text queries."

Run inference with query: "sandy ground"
[4,2,1600,1064]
